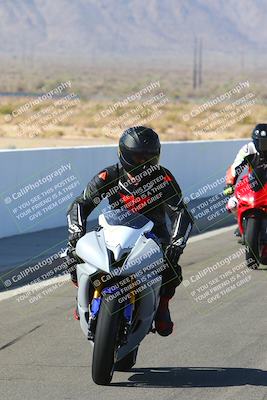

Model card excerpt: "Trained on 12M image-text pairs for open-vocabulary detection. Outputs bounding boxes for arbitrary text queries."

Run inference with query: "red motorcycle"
[235,173,267,269]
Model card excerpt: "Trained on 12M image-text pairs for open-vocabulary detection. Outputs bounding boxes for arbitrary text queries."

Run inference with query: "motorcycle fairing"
[115,234,163,277]
[99,213,154,261]
[235,175,267,234]
[77,262,93,336]
[76,229,110,273]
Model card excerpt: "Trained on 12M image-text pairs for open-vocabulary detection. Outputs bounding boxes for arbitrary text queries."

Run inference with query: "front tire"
[92,295,121,385]
[244,217,260,269]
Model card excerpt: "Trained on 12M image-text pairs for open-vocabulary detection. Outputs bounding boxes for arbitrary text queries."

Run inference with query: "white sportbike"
[75,207,166,385]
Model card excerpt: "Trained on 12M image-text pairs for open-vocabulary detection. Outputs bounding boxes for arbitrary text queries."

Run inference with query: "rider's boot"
[70,268,78,288]
[155,295,174,336]
[70,268,79,320]
[234,226,245,244]
[73,303,80,320]
[155,263,183,336]
[234,226,241,238]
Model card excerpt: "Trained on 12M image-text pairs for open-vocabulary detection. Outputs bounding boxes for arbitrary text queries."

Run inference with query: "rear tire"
[244,217,260,269]
[115,347,138,371]
[92,295,121,385]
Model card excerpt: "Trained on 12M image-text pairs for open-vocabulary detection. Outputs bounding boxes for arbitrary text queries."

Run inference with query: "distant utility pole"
[193,37,197,90]
[198,38,202,87]
[192,37,203,90]
[240,50,244,74]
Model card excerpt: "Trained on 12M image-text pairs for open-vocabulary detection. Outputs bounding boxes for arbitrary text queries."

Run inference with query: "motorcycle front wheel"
[92,294,122,385]
[244,217,260,269]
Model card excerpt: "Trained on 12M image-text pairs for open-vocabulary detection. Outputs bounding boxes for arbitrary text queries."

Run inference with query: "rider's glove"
[65,243,79,286]
[68,232,84,248]
[66,241,78,258]
[165,243,183,266]
[223,184,235,196]
[67,239,84,263]
[68,223,84,247]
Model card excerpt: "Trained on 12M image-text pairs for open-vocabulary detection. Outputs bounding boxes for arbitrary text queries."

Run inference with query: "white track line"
[0,225,235,302]
[0,274,70,302]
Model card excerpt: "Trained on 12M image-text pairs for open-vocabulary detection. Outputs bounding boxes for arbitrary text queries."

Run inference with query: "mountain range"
[0,0,265,61]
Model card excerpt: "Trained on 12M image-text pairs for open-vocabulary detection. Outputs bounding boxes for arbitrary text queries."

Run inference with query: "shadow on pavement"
[111,366,267,388]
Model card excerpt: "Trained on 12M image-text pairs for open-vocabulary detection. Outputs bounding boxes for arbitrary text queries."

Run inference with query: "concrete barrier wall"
[0,139,248,239]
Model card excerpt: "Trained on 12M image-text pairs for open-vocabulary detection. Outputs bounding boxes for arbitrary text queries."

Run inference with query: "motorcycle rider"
[67,126,193,336]
[224,123,267,221]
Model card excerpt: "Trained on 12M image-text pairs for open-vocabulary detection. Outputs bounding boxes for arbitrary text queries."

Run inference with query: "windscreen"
[103,207,150,229]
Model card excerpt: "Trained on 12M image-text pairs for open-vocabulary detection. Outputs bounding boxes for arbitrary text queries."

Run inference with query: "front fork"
[120,289,135,345]
[87,275,135,343]
[87,277,103,340]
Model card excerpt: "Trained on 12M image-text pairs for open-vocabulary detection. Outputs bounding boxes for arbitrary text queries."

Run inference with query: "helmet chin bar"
[259,150,267,160]
[259,141,267,153]
[127,164,147,177]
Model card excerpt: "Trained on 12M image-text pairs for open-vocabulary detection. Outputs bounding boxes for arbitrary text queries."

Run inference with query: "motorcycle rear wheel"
[244,217,260,269]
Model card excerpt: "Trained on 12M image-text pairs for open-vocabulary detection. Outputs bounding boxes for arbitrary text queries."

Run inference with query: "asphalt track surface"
[1,226,267,400]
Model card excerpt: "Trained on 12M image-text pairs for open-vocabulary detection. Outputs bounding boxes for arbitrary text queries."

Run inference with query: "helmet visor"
[258,138,267,152]
[131,152,159,166]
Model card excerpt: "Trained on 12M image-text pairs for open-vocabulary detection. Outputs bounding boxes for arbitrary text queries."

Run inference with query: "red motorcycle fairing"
[235,175,267,235]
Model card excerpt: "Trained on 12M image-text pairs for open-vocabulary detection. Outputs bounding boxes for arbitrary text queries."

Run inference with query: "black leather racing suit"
[67,163,194,296]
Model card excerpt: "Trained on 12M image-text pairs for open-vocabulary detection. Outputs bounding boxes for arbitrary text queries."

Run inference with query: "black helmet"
[252,124,267,154]
[118,126,161,174]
